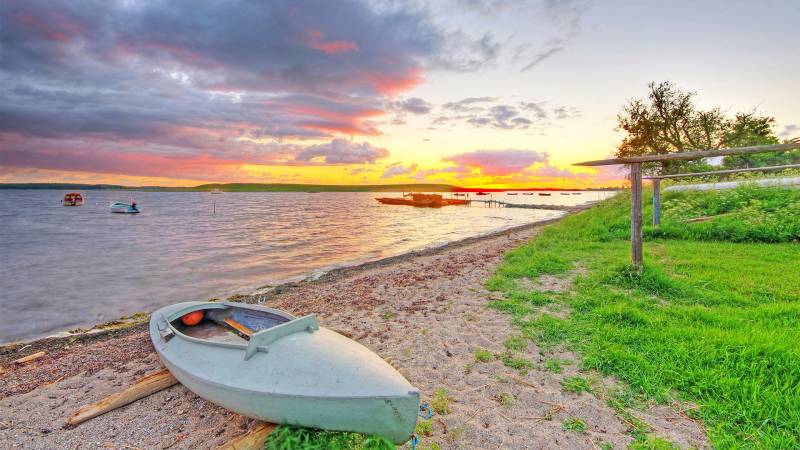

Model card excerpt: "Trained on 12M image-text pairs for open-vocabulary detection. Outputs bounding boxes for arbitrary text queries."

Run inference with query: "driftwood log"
[218,422,278,450]
[66,368,178,426]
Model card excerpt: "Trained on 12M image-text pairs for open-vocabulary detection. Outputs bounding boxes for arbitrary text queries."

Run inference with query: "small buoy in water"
[181,310,204,326]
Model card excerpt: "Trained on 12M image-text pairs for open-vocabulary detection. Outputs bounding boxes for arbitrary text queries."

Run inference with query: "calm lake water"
[0,190,613,342]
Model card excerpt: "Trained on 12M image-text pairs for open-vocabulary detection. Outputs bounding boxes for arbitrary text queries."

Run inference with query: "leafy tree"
[616,81,795,175]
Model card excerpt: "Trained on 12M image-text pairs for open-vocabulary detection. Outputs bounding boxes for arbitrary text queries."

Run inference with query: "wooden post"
[652,179,661,226]
[630,163,643,269]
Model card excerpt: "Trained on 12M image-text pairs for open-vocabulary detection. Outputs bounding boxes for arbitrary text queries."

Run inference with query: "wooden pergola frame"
[574,143,800,269]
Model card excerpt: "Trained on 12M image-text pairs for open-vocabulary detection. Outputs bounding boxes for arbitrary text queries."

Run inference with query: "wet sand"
[0,217,707,449]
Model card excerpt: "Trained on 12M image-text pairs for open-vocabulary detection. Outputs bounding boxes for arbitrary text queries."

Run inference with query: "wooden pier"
[465,199,579,211]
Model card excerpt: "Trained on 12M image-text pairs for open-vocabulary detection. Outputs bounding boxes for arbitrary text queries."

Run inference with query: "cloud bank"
[0,0,490,179]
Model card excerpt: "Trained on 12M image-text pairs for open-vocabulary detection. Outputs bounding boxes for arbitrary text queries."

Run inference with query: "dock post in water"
[630,163,643,270]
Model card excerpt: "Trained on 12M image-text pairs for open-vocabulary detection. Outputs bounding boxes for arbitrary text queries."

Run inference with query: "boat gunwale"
[158,302,297,351]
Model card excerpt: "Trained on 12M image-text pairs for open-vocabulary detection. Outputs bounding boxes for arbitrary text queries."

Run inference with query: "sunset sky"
[1,0,798,188]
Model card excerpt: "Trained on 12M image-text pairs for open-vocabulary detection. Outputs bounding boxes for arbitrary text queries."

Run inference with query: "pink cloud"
[443,149,548,176]
[529,164,577,178]
[305,30,359,54]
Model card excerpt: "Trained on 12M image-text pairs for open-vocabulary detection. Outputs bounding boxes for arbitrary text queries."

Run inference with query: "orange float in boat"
[181,310,204,326]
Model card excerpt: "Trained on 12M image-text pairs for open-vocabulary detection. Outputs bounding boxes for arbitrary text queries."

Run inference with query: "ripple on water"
[0,190,613,341]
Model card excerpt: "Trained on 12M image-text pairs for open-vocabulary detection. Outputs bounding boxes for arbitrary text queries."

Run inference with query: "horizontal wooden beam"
[644,164,800,180]
[574,143,800,167]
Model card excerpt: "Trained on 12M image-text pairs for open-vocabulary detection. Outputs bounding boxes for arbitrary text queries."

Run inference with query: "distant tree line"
[616,81,799,175]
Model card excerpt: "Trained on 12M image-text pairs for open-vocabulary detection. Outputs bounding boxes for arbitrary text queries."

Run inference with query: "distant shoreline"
[0,182,620,192]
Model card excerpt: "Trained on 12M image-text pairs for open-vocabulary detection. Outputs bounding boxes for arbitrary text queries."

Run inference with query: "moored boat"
[62,192,84,206]
[150,301,419,443]
[538,193,552,196]
[522,192,534,195]
[475,192,489,196]
[572,192,581,195]
[560,193,571,196]
[376,193,450,207]
[507,192,518,195]
[110,201,140,214]
[211,189,223,194]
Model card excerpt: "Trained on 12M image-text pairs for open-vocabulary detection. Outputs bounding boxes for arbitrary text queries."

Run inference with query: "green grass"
[498,392,516,407]
[562,417,587,433]
[500,354,535,374]
[415,419,433,437]
[431,388,453,415]
[503,335,528,352]
[264,425,395,449]
[649,185,800,242]
[628,435,680,450]
[560,376,592,394]
[474,348,493,362]
[545,358,572,373]
[488,186,800,448]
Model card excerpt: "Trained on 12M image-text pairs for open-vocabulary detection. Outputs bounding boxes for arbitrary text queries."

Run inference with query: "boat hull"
[150,302,419,443]
[375,197,444,207]
[110,202,140,213]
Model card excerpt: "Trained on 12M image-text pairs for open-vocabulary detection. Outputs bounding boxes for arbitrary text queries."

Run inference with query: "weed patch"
[562,417,587,433]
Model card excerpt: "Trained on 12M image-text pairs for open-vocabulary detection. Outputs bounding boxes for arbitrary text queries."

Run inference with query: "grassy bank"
[487,186,800,448]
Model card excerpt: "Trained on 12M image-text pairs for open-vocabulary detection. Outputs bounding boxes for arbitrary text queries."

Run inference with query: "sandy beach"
[0,216,707,449]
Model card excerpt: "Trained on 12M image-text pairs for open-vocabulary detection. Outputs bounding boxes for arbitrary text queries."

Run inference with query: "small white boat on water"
[211,189,223,194]
[110,201,140,214]
[150,301,419,443]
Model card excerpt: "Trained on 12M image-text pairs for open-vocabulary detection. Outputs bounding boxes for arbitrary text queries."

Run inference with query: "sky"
[1,0,798,188]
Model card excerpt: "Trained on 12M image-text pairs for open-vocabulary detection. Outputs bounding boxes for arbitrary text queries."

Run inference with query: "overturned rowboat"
[149,301,419,444]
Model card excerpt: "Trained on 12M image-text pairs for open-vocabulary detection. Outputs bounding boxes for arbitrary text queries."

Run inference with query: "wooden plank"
[630,163,643,269]
[223,318,255,337]
[13,351,46,364]
[652,179,661,226]
[574,143,800,166]
[644,163,800,180]
[66,368,178,427]
[218,422,278,450]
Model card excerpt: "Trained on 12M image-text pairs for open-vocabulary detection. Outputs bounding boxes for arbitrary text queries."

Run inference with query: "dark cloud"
[778,123,798,138]
[521,40,565,72]
[0,0,498,178]
[0,135,388,179]
[454,0,517,15]
[552,106,580,120]
[519,101,548,119]
[442,96,499,112]
[395,97,433,115]
[294,139,388,164]
[434,31,501,72]
[433,97,579,131]
[517,0,590,72]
